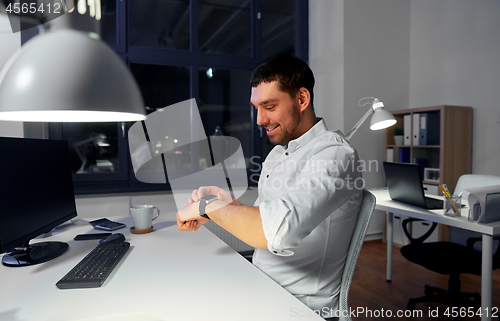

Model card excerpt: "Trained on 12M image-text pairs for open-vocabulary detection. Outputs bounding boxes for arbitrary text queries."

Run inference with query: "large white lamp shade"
[0,28,146,122]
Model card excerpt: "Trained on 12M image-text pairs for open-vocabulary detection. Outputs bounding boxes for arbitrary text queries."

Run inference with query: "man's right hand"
[184,186,240,207]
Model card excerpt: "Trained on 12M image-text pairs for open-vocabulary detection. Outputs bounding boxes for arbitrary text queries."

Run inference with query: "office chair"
[400,174,500,314]
[238,190,375,321]
[338,189,376,321]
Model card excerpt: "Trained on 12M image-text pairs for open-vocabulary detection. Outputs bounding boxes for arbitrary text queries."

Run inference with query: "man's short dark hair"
[250,53,315,105]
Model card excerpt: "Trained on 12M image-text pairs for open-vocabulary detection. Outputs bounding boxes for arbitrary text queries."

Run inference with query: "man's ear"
[297,87,311,112]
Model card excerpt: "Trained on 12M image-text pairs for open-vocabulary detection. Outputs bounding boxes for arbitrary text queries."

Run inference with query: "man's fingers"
[191,189,200,203]
[177,213,194,231]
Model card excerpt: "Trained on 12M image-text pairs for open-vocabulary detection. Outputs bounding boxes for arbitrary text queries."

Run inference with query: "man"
[177,53,362,319]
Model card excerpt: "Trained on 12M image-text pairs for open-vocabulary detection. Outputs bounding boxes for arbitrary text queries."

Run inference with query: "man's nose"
[256,109,267,126]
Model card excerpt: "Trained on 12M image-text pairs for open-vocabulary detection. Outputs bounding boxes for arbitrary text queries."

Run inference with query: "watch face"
[199,194,217,218]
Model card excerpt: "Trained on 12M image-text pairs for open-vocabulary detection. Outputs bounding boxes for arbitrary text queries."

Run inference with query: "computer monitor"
[0,137,77,267]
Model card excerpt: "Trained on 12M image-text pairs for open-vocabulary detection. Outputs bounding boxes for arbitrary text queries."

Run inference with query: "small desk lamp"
[345,97,396,140]
[0,1,146,122]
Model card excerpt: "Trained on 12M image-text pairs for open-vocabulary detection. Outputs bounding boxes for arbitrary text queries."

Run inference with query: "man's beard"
[267,103,302,146]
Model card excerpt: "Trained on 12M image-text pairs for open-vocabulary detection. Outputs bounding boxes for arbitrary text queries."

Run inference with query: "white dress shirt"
[253,118,363,313]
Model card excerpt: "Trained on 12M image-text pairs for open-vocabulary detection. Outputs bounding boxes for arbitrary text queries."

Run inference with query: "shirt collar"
[287,118,328,153]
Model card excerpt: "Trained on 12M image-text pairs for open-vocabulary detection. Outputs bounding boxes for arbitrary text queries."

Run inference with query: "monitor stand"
[2,241,69,267]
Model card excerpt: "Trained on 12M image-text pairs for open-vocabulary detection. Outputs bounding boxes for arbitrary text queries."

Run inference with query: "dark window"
[130,63,191,110]
[36,0,309,194]
[129,0,190,50]
[198,0,251,56]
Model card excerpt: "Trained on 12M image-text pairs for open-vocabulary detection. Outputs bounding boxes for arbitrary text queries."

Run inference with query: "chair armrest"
[466,235,500,258]
[402,218,438,244]
[466,236,482,249]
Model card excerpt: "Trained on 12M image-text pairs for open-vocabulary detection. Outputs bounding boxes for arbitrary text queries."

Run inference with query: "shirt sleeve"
[258,140,363,256]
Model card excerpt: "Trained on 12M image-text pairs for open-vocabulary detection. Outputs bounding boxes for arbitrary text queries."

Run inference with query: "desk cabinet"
[384,105,473,240]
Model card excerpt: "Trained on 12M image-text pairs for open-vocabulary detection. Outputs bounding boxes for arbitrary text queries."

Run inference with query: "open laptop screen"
[383,162,443,209]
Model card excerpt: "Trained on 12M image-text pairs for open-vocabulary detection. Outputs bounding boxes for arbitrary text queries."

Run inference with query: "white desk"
[370,188,500,321]
[0,214,323,321]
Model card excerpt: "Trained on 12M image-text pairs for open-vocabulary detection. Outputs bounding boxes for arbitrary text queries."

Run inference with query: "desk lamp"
[0,1,146,122]
[73,133,111,173]
[345,97,396,140]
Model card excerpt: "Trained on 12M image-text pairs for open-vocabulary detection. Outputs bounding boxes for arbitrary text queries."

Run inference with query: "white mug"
[130,205,160,230]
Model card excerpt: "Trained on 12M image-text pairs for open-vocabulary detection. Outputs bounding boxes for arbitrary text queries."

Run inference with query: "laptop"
[383,162,443,209]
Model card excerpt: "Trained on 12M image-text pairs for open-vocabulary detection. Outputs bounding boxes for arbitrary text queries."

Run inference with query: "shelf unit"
[385,105,472,192]
[384,105,473,241]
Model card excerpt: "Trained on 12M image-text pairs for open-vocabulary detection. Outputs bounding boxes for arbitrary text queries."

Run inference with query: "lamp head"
[0,4,146,122]
[369,98,397,130]
[0,29,146,122]
[345,97,396,140]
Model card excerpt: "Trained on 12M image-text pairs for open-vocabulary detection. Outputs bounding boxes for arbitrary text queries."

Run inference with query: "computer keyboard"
[424,196,444,209]
[56,241,130,289]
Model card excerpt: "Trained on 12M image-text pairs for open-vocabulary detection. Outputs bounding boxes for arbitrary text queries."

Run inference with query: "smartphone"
[89,218,126,231]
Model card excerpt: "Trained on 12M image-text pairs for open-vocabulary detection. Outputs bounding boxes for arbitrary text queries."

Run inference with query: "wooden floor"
[348,241,500,320]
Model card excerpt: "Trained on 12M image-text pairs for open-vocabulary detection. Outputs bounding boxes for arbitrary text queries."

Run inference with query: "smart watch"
[199,194,218,219]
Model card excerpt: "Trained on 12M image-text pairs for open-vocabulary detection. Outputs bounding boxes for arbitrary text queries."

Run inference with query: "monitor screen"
[0,137,77,267]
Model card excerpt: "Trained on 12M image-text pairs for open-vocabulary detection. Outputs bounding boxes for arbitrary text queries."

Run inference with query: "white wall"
[309,0,344,132]
[409,0,500,176]
[310,0,500,239]
[0,120,23,137]
[310,0,411,239]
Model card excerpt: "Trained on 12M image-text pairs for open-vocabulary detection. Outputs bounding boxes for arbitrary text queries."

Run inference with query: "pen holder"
[444,194,462,217]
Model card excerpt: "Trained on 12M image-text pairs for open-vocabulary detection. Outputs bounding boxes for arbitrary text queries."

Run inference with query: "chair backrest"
[451,174,500,247]
[338,189,376,321]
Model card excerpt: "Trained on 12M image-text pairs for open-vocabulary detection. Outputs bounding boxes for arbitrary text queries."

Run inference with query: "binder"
[398,148,410,163]
[412,113,420,146]
[413,157,428,178]
[419,113,440,145]
[386,148,394,162]
[404,114,411,145]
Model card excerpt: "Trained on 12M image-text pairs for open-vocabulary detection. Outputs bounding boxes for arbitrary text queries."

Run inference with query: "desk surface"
[0,215,323,321]
[370,188,500,236]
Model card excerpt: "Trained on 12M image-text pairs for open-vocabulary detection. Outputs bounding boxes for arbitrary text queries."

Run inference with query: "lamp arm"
[345,107,374,140]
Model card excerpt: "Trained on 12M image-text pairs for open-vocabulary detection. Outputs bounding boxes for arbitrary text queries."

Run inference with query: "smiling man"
[177,53,363,320]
